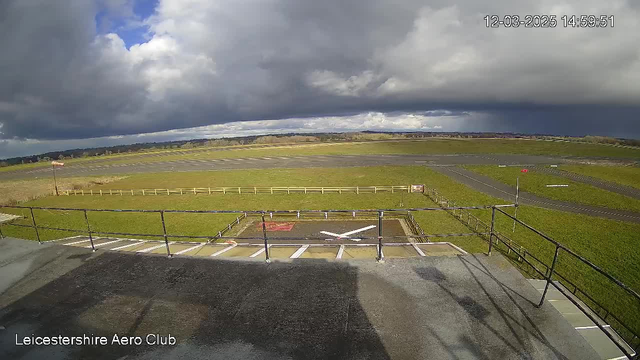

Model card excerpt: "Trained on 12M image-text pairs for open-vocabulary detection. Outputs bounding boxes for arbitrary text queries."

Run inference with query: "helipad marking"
[175,243,206,255]
[290,245,309,259]
[210,244,237,257]
[320,225,376,242]
[138,242,175,253]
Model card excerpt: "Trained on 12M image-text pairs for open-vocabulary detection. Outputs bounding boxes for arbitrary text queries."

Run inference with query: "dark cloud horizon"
[1,0,639,152]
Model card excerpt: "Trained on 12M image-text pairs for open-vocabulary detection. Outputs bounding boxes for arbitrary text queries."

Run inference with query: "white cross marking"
[320,225,376,242]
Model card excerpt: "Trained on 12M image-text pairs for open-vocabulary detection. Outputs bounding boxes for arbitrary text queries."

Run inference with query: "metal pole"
[160,211,171,257]
[83,210,96,251]
[539,245,560,307]
[513,176,519,232]
[377,211,384,261]
[261,213,270,262]
[52,165,59,196]
[488,207,496,255]
[30,207,41,244]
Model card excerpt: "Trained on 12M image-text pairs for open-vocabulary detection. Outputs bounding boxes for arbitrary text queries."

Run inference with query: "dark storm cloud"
[0,0,639,144]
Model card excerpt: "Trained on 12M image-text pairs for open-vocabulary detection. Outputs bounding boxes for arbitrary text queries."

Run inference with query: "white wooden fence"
[62,185,412,196]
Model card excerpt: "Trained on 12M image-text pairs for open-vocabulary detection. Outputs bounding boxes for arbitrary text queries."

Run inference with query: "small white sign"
[550,165,558,168]
[498,165,507,168]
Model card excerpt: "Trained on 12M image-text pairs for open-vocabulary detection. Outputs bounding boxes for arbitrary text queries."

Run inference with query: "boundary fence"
[0,200,638,358]
[61,185,412,196]
[426,188,639,359]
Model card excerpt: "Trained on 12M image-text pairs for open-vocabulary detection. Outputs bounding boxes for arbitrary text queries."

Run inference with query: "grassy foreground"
[465,165,640,212]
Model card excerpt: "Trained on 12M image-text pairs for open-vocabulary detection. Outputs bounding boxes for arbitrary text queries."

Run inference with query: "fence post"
[261,213,270,263]
[131,190,134,195]
[239,187,241,194]
[84,210,96,252]
[356,186,359,194]
[538,245,560,307]
[100,190,102,196]
[254,187,257,194]
[29,207,41,244]
[209,187,212,195]
[160,211,171,258]
[377,211,384,261]
[488,207,496,255]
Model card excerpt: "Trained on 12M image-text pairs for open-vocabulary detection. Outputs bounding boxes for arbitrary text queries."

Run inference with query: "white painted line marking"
[210,244,237,257]
[290,245,309,259]
[175,243,206,255]
[575,325,610,330]
[51,235,84,242]
[65,239,91,246]
[447,243,469,255]
[250,245,271,258]
[411,243,426,256]
[86,239,123,248]
[112,241,145,251]
[138,242,175,253]
[336,245,345,259]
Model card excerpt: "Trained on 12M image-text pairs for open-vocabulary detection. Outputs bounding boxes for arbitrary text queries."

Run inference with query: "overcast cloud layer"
[1,0,640,157]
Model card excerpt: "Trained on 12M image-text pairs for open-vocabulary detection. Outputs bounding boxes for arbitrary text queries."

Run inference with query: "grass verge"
[562,164,640,190]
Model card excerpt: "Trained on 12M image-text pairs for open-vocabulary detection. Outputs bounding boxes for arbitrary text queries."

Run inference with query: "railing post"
[538,245,560,307]
[488,207,496,255]
[377,211,384,261]
[261,213,270,263]
[29,207,41,244]
[160,211,172,258]
[83,210,96,251]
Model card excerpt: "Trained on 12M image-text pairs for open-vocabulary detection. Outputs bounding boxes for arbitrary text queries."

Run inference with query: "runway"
[0,153,570,180]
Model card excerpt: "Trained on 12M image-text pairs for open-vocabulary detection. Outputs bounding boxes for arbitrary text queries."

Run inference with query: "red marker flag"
[521,169,528,173]
[51,161,64,166]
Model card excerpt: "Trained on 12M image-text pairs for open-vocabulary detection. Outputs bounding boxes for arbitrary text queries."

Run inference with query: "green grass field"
[563,165,640,190]
[3,138,639,174]
[2,165,639,338]
[464,165,640,212]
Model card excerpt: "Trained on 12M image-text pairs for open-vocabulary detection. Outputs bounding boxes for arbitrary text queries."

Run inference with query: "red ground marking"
[256,222,296,232]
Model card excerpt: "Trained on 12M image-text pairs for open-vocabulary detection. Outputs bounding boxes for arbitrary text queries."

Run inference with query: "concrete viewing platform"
[0,237,601,359]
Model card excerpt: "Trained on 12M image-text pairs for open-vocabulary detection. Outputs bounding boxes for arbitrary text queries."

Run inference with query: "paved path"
[430,166,640,223]
[533,166,640,200]
[0,237,599,360]
[0,154,570,180]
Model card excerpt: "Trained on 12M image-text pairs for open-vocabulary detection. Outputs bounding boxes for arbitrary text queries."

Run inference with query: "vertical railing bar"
[30,207,41,244]
[261,213,270,263]
[83,210,95,251]
[538,245,560,307]
[377,211,384,261]
[160,211,171,258]
[488,206,496,255]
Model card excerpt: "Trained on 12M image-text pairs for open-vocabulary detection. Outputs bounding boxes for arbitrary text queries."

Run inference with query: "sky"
[1,0,640,158]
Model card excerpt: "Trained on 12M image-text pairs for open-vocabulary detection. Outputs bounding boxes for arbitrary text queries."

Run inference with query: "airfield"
[1,139,639,359]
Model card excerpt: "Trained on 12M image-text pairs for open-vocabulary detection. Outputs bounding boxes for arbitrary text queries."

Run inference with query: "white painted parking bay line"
[336,245,345,259]
[210,244,237,257]
[290,245,309,259]
[65,238,92,246]
[112,241,145,251]
[175,243,206,255]
[411,243,426,256]
[85,238,121,248]
[575,325,610,330]
[250,245,271,258]
[138,242,175,253]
